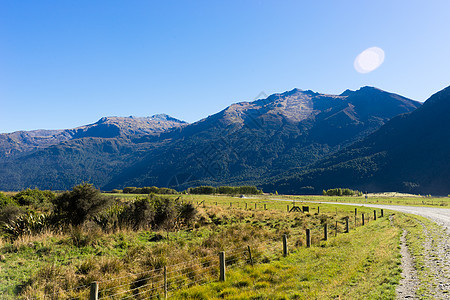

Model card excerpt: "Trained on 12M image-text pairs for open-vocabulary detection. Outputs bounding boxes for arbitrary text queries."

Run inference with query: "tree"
[53,183,112,226]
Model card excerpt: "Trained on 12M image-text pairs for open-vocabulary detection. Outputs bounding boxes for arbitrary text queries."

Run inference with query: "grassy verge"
[0,199,391,299]
[173,215,402,299]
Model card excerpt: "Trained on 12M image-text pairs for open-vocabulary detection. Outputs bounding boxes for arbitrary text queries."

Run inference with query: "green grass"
[0,194,440,299]
[173,216,402,299]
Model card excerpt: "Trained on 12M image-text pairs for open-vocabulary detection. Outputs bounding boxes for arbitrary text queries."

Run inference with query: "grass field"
[0,193,441,299]
[105,192,450,208]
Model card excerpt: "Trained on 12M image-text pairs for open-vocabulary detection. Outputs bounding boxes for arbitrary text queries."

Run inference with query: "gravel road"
[305,202,450,233]
[271,199,450,299]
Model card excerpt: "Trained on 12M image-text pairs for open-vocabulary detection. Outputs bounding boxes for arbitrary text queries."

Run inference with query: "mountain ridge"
[0,86,423,192]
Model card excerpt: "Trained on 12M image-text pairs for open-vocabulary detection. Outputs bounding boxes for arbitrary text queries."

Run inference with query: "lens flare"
[354,47,385,73]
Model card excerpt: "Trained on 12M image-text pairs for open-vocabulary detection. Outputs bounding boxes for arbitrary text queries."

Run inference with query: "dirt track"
[273,200,450,299]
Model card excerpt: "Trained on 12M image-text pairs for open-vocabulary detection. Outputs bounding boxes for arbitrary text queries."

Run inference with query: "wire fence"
[11,206,385,299]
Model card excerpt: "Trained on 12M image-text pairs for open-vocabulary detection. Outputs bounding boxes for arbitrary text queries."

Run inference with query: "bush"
[2,212,50,238]
[0,192,17,208]
[122,186,178,194]
[188,186,262,195]
[323,188,360,196]
[52,183,112,226]
[13,188,56,209]
[119,197,156,230]
[0,205,24,225]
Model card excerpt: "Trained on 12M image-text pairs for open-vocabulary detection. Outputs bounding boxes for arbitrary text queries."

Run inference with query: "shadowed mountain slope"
[103,87,420,191]
[264,85,450,195]
[0,87,421,191]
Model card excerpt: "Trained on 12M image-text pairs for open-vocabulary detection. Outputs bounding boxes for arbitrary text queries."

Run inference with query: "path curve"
[270,198,450,298]
[270,198,450,232]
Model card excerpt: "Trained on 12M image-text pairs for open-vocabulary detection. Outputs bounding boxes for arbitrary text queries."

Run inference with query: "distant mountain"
[103,87,420,190]
[0,87,421,191]
[0,115,186,159]
[264,85,450,195]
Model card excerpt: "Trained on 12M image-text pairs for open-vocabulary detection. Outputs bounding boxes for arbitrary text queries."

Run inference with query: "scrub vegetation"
[0,188,444,299]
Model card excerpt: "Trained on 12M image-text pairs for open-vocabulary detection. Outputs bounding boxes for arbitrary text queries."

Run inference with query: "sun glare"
[354,47,385,74]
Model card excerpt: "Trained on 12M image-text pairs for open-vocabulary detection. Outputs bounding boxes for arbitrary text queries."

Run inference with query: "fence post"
[381,209,384,217]
[306,229,311,248]
[374,210,377,221]
[287,205,289,212]
[264,204,267,210]
[247,245,253,266]
[345,217,349,233]
[335,221,338,237]
[283,234,288,257]
[230,202,232,208]
[90,282,98,300]
[324,223,328,241]
[245,202,248,210]
[318,207,320,214]
[215,202,217,206]
[355,208,358,227]
[255,203,257,210]
[219,251,226,282]
[164,266,168,299]
[362,213,365,226]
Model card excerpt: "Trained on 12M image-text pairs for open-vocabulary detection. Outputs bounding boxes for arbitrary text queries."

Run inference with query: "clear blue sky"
[1,0,450,133]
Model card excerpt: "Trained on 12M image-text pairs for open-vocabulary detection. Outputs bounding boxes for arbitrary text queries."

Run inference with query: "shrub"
[323,188,360,196]
[0,205,24,225]
[2,212,50,238]
[13,188,56,210]
[188,185,262,195]
[52,183,112,226]
[119,197,155,230]
[0,192,17,208]
[122,186,178,194]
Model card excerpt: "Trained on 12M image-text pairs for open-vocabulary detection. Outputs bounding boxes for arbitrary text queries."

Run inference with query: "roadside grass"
[172,216,402,299]
[2,194,438,299]
[1,201,388,299]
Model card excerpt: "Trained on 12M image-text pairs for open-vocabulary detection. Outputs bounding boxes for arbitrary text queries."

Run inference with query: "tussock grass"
[0,197,407,299]
[173,217,402,299]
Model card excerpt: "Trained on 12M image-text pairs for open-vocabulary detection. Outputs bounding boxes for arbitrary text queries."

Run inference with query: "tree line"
[115,185,263,195]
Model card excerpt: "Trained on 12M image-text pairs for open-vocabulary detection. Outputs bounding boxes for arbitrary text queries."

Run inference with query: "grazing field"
[0,191,443,299]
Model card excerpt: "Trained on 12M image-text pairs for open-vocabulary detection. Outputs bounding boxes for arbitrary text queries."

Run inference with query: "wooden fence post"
[287,205,289,212]
[306,229,311,248]
[164,266,168,299]
[374,210,377,221]
[318,207,320,214]
[230,202,232,208]
[335,221,338,236]
[345,217,349,233]
[362,213,365,226]
[283,234,288,257]
[219,251,226,282]
[90,282,98,300]
[255,203,257,210]
[324,223,328,241]
[247,245,253,266]
[381,209,384,217]
[245,202,248,210]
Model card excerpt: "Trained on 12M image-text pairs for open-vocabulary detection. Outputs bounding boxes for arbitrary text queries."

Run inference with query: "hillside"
[103,87,420,190]
[264,85,450,195]
[0,87,421,191]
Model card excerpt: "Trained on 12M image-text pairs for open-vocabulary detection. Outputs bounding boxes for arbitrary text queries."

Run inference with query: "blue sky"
[1,0,450,133]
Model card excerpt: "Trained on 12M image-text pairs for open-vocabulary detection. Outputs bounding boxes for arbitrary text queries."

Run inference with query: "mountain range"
[263,85,450,195]
[2,85,448,195]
